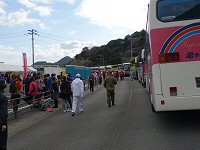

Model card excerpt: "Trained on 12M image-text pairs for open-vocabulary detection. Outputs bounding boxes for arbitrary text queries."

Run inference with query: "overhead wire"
[0,30,145,62]
[39,32,68,40]
[39,35,66,42]
[0,31,25,36]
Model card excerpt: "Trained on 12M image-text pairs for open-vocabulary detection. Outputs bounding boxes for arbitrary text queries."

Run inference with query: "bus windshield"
[157,0,200,22]
[124,65,130,71]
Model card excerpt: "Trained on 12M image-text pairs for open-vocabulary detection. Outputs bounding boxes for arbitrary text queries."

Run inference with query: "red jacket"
[15,78,23,94]
[28,81,39,97]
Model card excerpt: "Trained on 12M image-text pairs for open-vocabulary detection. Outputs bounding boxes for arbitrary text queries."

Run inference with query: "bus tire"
[143,82,146,88]
[151,104,156,112]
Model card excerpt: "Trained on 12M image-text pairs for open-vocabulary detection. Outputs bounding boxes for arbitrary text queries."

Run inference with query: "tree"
[70,29,147,66]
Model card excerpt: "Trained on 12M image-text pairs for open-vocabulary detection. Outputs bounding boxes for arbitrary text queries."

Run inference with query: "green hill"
[70,29,147,67]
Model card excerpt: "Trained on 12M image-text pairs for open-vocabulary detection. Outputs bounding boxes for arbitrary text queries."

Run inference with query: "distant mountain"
[34,56,72,67]
[55,56,72,67]
[34,61,53,65]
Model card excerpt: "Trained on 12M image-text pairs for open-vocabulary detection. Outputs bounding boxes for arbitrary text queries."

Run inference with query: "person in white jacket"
[71,73,84,116]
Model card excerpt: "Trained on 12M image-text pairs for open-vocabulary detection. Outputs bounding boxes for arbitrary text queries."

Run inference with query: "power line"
[39,35,65,42]
[0,34,25,39]
[0,31,25,36]
[39,32,68,40]
[39,31,111,39]
[0,39,29,44]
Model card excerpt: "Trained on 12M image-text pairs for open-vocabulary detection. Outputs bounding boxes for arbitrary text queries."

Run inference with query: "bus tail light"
[170,87,177,96]
[161,100,165,105]
[159,52,180,63]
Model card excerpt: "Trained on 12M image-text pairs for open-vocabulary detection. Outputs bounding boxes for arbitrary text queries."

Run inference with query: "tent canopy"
[0,64,37,72]
[28,67,37,72]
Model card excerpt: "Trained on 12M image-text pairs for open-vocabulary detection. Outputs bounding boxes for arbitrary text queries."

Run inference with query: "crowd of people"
[0,71,99,114]
[0,70,124,113]
[0,70,121,149]
[0,73,72,114]
[0,72,84,149]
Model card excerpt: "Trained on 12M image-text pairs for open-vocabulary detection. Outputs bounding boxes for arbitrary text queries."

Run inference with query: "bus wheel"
[150,94,155,112]
[151,104,156,112]
[143,82,146,88]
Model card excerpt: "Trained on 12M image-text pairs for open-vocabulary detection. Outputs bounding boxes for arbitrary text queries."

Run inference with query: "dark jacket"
[0,91,8,126]
[89,75,94,84]
[52,81,59,93]
[47,77,53,90]
[23,78,31,94]
[60,79,72,99]
[43,78,48,89]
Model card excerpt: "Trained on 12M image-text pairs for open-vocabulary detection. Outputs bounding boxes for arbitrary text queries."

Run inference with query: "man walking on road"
[104,71,117,107]
[71,74,84,116]
[0,79,8,150]
[89,74,94,92]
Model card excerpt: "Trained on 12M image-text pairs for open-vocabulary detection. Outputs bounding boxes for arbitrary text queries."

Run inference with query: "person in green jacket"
[104,71,117,107]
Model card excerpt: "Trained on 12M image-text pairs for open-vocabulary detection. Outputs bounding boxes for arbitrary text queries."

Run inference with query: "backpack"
[9,80,16,93]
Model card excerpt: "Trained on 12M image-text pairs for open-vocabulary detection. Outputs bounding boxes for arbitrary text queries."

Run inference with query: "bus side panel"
[152,64,162,95]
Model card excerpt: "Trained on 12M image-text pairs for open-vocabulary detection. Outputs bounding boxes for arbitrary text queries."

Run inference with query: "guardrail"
[8,90,53,118]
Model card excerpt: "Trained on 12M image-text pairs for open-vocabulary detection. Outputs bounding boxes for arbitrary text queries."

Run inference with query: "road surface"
[8,78,200,150]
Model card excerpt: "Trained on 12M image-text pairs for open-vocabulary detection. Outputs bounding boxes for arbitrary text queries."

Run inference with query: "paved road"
[8,78,200,150]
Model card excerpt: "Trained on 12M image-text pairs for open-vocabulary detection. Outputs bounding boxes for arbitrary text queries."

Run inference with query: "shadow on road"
[155,110,200,131]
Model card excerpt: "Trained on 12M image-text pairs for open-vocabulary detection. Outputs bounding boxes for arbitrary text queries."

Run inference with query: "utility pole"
[129,37,145,61]
[102,55,105,65]
[101,50,105,65]
[27,29,39,68]
[121,41,124,57]
[129,38,134,61]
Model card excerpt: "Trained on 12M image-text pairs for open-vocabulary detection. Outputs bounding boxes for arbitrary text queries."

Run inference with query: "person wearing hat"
[0,79,8,150]
[71,73,84,116]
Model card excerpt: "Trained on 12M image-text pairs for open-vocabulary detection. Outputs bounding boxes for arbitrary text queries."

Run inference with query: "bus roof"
[111,64,118,67]
[123,63,131,65]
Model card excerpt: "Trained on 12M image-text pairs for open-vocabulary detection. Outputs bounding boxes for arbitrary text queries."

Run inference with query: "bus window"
[157,0,200,22]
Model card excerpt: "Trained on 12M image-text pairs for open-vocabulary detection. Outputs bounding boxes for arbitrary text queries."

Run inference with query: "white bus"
[123,63,131,76]
[145,0,200,111]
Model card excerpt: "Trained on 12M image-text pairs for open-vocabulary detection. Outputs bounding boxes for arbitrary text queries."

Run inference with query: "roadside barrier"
[8,90,53,119]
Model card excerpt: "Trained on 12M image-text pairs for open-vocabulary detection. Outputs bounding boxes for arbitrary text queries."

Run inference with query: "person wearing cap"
[71,73,84,116]
[104,71,117,107]
[0,79,8,150]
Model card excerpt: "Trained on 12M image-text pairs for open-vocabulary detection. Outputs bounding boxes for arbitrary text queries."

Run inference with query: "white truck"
[34,65,61,76]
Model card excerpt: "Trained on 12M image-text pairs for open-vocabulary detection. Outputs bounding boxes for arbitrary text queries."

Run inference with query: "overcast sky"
[0,0,149,65]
